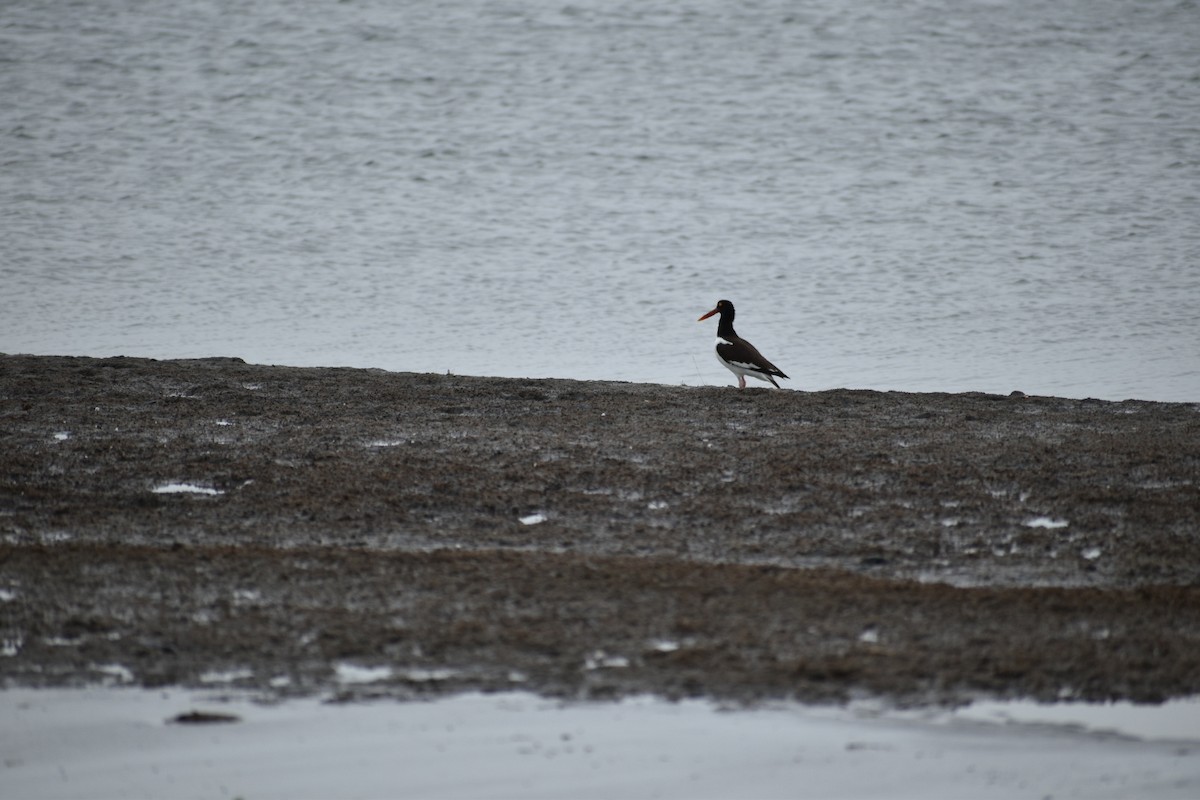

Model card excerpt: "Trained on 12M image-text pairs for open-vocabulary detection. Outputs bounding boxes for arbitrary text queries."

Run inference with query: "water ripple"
[2,0,1198,401]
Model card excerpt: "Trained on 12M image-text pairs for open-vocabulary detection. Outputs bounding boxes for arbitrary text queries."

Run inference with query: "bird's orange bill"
[698,307,719,321]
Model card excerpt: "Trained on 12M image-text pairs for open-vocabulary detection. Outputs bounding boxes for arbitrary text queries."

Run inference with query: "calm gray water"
[3,0,1199,401]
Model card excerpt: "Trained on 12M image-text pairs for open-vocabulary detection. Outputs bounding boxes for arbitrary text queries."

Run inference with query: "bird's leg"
[738,375,747,389]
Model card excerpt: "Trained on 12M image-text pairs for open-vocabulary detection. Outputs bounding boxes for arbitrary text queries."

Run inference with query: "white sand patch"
[1025,516,1069,529]
[583,651,629,670]
[334,663,394,684]
[151,482,224,496]
[199,668,255,684]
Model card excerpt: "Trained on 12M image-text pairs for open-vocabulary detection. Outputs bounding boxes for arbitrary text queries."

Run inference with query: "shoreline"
[2,353,1198,706]
[5,687,1198,800]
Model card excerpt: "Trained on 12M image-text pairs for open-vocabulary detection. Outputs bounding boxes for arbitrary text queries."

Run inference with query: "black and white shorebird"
[698,299,789,389]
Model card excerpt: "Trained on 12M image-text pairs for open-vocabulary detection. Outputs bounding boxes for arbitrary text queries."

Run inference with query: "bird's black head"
[698,299,735,323]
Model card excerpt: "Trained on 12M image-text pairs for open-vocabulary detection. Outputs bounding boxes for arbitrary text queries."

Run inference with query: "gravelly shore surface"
[1,354,1198,705]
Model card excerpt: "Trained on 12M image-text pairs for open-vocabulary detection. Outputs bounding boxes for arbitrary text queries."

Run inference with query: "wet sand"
[2,354,1198,705]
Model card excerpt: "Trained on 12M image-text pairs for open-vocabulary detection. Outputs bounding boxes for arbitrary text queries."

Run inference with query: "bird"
[697,299,789,389]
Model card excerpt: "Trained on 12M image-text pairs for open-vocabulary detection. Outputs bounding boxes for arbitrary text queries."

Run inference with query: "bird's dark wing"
[717,336,789,379]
